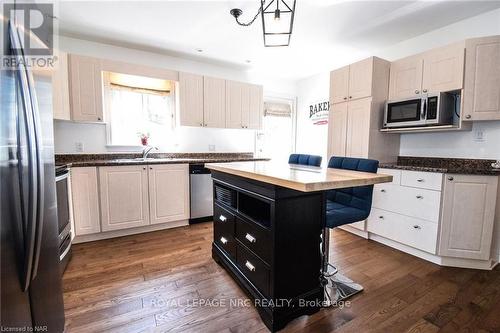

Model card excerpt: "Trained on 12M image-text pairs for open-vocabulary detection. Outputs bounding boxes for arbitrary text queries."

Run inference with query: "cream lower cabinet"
[365,169,499,269]
[148,164,190,225]
[71,167,101,236]
[439,174,498,260]
[99,165,150,232]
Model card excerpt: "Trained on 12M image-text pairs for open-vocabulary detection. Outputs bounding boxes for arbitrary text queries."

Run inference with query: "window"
[103,72,175,146]
[255,99,296,161]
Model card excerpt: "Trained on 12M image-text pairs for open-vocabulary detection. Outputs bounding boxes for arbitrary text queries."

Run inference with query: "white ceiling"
[57,0,500,80]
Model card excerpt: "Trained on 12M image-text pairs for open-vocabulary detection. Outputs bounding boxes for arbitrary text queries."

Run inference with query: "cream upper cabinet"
[328,102,348,157]
[389,55,424,100]
[203,76,226,128]
[463,36,500,121]
[52,51,71,120]
[246,84,263,129]
[68,54,104,122]
[225,80,244,128]
[439,174,498,260]
[348,58,374,101]
[422,41,465,94]
[179,72,204,127]
[71,167,101,236]
[148,164,190,225]
[330,66,350,104]
[346,98,371,158]
[99,165,150,232]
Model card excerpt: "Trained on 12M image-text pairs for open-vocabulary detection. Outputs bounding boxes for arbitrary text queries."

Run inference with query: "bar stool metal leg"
[320,227,363,306]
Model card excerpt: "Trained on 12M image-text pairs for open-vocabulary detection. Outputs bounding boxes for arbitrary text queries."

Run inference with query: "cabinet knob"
[422,89,428,93]
[220,237,228,244]
[415,90,420,94]
[413,225,421,230]
[143,167,146,170]
[245,233,256,243]
[349,96,352,99]
[380,189,386,193]
[448,176,454,181]
[378,216,384,220]
[97,117,102,121]
[416,178,424,182]
[150,167,153,170]
[245,260,256,272]
[343,97,347,100]
[465,115,472,119]
[219,215,227,222]
[200,123,203,126]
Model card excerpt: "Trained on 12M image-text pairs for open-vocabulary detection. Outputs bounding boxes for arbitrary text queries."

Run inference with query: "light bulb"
[274,9,280,21]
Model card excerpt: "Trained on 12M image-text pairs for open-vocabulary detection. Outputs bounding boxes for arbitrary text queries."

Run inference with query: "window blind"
[264,102,292,117]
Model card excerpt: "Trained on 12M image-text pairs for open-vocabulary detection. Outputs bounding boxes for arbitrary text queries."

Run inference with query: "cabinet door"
[330,66,350,104]
[225,80,244,128]
[68,54,103,122]
[346,98,371,158]
[148,164,190,225]
[99,166,149,231]
[71,167,101,236]
[203,76,225,128]
[179,72,204,127]
[52,51,71,120]
[422,42,465,94]
[389,55,424,100]
[439,174,498,260]
[247,84,263,129]
[463,36,500,121]
[327,102,348,157]
[348,57,373,101]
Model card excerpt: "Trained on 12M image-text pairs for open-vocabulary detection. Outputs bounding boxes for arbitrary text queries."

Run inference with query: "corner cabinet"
[148,164,190,225]
[179,72,204,127]
[463,36,500,121]
[68,54,104,122]
[71,167,101,236]
[99,165,150,232]
[438,174,498,260]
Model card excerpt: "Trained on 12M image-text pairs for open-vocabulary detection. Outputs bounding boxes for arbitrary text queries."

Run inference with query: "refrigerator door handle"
[25,68,45,281]
[10,21,38,291]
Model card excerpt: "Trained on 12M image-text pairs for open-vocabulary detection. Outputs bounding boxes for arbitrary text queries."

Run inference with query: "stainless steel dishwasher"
[189,164,214,224]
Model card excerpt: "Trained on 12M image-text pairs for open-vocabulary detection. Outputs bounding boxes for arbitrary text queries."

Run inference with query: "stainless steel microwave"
[383,92,455,128]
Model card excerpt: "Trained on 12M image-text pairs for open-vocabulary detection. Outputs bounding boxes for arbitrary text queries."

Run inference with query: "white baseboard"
[73,219,190,243]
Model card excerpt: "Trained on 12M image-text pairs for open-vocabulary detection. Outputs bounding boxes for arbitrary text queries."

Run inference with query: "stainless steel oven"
[55,165,72,274]
[383,92,456,128]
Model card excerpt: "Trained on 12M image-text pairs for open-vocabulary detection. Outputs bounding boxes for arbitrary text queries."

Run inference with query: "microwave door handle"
[421,98,427,120]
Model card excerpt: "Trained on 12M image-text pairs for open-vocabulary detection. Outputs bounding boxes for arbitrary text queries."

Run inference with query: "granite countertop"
[379,156,500,175]
[55,152,269,168]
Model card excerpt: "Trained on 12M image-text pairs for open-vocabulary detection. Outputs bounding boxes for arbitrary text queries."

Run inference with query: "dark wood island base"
[210,171,325,332]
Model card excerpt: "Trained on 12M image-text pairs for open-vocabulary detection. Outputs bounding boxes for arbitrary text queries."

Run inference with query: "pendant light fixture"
[230,0,296,47]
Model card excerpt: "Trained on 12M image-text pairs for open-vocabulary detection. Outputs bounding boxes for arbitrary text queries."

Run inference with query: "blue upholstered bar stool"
[288,154,322,167]
[321,156,379,304]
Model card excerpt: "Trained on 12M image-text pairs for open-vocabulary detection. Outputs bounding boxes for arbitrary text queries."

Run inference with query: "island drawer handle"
[219,215,227,222]
[245,261,256,272]
[220,237,228,244]
[380,189,386,193]
[379,216,384,220]
[413,225,421,230]
[416,195,424,199]
[245,233,256,243]
[417,178,424,182]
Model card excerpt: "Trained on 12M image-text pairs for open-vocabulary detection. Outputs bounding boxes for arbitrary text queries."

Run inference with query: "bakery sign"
[309,100,330,125]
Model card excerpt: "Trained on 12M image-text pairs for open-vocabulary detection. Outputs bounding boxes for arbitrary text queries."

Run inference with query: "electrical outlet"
[473,128,485,143]
[209,145,216,152]
[75,142,84,152]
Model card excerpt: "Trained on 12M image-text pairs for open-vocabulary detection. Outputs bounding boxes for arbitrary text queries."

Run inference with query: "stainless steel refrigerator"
[1,16,65,333]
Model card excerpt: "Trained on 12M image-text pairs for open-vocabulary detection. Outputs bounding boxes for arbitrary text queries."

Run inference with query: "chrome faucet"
[492,160,500,169]
[142,146,158,159]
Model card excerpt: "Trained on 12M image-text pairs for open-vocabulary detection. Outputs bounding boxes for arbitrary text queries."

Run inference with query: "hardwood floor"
[63,222,500,333]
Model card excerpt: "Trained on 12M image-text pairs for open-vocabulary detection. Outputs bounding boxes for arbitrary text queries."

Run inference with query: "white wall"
[296,8,500,160]
[55,36,297,154]
[295,72,330,165]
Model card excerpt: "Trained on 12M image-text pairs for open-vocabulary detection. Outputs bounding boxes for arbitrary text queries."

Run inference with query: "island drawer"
[235,217,271,264]
[214,230,236,260]
[214,203,235,234]
[401,170,443,191]
[237,243,270,297]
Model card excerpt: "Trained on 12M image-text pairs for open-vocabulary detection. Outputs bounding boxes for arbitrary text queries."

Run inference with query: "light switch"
[75,142,84,152]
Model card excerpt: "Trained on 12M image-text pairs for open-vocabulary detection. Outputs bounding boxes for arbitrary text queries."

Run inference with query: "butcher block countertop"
[205,161,393,192]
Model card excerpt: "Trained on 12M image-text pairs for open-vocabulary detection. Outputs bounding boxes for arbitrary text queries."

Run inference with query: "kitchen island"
[205,161,392,332]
